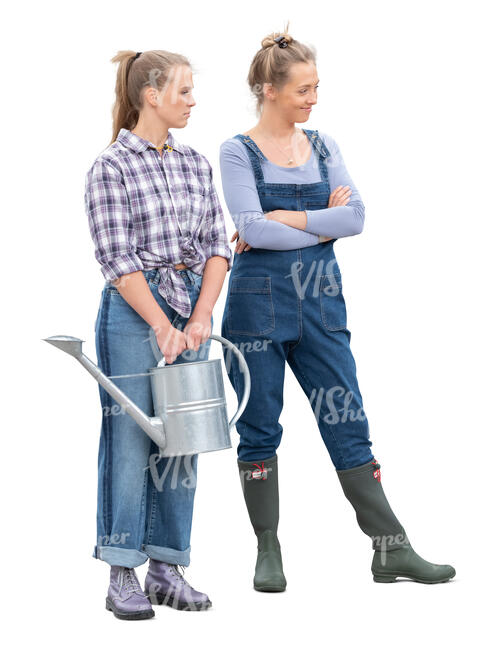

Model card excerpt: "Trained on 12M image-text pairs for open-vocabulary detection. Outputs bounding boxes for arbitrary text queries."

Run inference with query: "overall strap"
[233,134,266,184]
[303,129,330,183]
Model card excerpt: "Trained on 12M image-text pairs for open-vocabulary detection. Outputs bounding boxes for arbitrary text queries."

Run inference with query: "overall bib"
[221,129,375,471]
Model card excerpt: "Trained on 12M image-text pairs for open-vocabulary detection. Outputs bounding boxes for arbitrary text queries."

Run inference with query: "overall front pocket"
[227,276,275,336]
[319,273,347,331]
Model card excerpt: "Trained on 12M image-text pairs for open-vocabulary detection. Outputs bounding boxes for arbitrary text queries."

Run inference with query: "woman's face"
[265,61,319,122]
[152,64,196,128]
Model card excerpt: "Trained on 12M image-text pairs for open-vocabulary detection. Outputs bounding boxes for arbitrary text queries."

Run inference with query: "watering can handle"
[210,334,251,429]
[156,333,251,430]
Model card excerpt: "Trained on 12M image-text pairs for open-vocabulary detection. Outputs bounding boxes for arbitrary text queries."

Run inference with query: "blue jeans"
[221,242,374,470]
[94,268,212,568]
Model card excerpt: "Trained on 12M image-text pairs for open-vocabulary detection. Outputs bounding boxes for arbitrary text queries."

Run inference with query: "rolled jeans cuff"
[144,543,191,567]
[93,545,148,568]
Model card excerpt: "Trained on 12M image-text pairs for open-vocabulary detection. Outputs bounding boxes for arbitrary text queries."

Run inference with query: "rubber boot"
[337,459,456,584]
[237,454,287,592]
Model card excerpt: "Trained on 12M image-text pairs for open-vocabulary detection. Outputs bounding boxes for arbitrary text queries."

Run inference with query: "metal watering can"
[44,334,250,457]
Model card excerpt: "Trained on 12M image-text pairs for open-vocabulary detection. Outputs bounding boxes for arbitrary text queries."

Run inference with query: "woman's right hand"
[328,185,352,207]
[155,322,187,365]
[231,230,252,254]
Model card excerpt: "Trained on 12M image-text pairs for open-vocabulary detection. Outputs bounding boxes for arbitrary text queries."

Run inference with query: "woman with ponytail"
[219,26,456,591]
[85,50,232,619]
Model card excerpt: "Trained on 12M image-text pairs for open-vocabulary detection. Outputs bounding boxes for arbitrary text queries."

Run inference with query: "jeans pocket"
[105,282,120,295]
[319,273,347,331]
[143,269,160,287]
[227,276,275,335]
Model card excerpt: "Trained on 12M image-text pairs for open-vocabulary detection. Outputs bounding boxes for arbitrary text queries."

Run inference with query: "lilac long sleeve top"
[219,131,365,250]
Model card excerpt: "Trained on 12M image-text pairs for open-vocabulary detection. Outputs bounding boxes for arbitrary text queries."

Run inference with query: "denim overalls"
[221,129,375,471]
[94,267,212,568]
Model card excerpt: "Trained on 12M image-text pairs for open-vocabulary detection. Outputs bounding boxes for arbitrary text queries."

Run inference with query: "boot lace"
[122,567,143,595]
[169,564,189,586]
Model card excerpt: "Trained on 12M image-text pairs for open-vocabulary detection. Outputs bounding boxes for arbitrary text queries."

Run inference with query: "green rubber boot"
[237,454,287,592]
[337,459,455,584]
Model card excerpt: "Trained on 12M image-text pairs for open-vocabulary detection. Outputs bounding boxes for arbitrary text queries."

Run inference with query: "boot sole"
[146,592,212,611]
[254,583,287,592]
[373,569,456,584]
[105,597,155,620]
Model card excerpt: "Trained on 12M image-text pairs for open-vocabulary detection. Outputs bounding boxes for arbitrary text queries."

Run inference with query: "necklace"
[131,128,173,154]
[256,128,300,165]
[155,144,173,151]
[153,143,173,158]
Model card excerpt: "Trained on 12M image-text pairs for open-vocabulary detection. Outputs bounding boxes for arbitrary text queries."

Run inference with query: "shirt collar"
[117,128,186,155]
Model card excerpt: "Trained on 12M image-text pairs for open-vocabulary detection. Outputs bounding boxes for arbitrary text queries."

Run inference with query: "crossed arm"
[219,132,365,252]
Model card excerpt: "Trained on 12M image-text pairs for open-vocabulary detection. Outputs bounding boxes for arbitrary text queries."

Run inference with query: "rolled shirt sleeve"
[198,164,233,270]
[84,159,144,282]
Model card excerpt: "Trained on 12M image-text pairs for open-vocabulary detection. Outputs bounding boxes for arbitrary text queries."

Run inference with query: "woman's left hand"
[184,309,212,351]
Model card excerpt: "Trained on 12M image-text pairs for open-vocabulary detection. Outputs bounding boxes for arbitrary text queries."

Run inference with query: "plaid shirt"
[84,128,232,317]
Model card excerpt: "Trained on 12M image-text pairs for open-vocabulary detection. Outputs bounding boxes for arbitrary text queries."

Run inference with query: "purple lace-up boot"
[144,559,212,611]
[106,566,155,620]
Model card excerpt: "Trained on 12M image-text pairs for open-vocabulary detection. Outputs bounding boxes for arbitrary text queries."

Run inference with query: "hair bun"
[261,32,293,49]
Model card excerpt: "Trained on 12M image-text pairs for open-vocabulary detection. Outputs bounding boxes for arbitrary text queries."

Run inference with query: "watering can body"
[150,357,231,456]
[44,334,250,457]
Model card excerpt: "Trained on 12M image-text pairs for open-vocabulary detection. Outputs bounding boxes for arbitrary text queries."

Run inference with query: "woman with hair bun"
[85,50,232,619]
[219,25,455,591]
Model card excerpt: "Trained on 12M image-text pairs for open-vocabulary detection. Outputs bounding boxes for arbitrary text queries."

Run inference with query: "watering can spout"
[43,335,165,449]
[44,335,84,358]
[45,333,251,458]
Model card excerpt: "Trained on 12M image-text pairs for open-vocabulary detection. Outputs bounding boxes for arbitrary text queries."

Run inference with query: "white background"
[4,0,502,647]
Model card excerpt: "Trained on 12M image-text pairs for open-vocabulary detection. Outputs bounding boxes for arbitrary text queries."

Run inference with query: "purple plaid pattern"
[85,128,232,317]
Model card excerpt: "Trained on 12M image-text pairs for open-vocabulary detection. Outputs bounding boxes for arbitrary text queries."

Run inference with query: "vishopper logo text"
[146,322,273,371]
[286,258,341,300]
[146,453,197,491]
[101,402,128,417]
[309,385,367,424]
[97,532,131,546]
[372,533,410,566]
[222,338,273,372]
